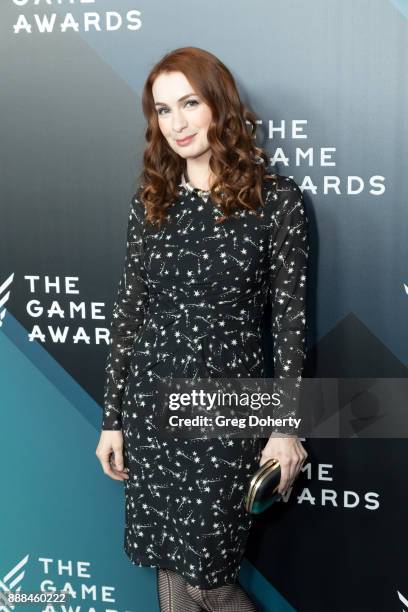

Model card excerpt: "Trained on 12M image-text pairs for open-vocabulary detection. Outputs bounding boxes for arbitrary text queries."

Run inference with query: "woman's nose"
[171,110,187,132]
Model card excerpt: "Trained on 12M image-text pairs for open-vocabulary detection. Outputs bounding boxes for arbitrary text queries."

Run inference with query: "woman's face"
[152,71,213,160]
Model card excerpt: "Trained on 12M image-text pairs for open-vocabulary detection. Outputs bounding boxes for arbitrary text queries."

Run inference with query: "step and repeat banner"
[1,1,407,611]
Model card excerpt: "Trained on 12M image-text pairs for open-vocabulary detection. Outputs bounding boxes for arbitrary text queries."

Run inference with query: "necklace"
[183,169,211,198]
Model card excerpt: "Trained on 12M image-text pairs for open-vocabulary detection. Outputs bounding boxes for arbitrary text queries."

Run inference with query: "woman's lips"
[175,133,196,146]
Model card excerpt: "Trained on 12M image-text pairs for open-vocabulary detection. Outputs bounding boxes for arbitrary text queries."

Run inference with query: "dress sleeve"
[267,177,309,434]
[102,193,149,430]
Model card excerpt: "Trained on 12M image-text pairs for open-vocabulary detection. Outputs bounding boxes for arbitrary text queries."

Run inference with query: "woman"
[96,46,309,612]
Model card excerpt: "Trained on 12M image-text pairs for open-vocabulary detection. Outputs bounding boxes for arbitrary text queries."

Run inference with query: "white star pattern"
[101,173,309,589]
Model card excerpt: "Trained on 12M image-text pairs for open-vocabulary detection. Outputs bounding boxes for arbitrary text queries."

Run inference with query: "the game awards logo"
[0,554,29,611]
[398,590,408,611]
[0,273,14,329]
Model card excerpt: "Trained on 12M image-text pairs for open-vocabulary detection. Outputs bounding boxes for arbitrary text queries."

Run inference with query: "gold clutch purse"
[244,458,282,514]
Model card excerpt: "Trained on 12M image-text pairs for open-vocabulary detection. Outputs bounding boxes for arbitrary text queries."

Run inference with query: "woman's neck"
[185,158,214,191]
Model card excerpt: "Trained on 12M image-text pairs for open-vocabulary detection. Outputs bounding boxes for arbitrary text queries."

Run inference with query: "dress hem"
[124,541,242,591]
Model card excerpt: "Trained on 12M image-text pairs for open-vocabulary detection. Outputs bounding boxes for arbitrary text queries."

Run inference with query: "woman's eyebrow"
[154,93,197,106]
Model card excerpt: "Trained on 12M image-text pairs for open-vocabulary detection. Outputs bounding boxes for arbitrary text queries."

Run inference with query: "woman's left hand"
[259,435,308,495]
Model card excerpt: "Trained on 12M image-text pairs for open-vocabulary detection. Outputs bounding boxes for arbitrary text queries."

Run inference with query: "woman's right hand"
[95,430,129,481]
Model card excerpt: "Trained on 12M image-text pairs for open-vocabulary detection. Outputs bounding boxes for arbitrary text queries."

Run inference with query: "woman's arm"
[260,176,309,492]
[269,176,308,411]
[101,193,149,430]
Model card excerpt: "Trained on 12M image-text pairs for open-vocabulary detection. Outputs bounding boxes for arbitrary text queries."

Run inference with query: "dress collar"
[179,156,264,199]
[179,172,211,202]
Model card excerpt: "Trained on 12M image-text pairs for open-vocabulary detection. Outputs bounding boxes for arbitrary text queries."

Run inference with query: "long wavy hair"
[137,46,277,227]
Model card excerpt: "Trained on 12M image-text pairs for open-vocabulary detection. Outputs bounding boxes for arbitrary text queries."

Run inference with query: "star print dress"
[102,172,309,590]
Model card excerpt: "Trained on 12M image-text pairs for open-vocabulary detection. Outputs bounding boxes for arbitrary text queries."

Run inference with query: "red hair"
[137,46,277,227]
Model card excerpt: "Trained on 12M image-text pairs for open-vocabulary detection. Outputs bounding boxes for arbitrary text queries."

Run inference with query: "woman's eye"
[157,100,199,116]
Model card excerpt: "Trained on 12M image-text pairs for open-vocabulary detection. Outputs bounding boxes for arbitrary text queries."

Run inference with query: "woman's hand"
[259,435,307,495]
[95,430,130,482]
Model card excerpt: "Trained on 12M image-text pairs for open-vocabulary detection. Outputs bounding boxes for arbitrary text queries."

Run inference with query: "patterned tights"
[156,567,257,612]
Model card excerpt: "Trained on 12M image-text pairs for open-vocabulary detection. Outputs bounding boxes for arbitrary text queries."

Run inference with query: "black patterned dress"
[102,172,308,590]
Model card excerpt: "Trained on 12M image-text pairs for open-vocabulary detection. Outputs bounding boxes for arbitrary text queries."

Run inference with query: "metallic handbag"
[244,458,282,514]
